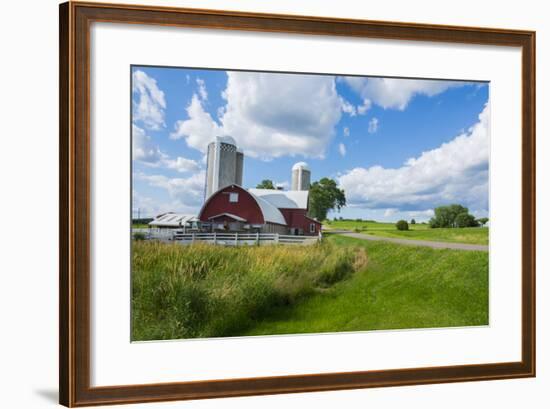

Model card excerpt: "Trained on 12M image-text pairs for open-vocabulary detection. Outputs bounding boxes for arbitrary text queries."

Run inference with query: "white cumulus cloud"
[338,104,490,213]
[132,124,164,164]
[368,117,379,134]
[340,97,357,116]
[196,78,208,101]
[338,143,347,157]
[133,124,199,173]
[171,72,342,159]
[343,77,465,110]
[135,171,206,209]
[132,70,166,130]
[171,94,222,151]
[357,99,372,115]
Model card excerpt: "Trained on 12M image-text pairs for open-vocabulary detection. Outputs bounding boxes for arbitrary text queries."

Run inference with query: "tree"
[410,218,416,225]
[455,212,479,228]
[308,178,346,221]
[477,217,489,226]
[396,220,409,231]
[429,204,481,228]
[256,179,275,189]
[429,204,469,228]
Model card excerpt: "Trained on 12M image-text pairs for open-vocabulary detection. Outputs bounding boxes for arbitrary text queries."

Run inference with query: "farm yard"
[131,232,488,341]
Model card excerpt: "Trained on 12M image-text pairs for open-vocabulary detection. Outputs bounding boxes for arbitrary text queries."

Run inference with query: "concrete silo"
[235,149,244,186]
[291,162,311,191]
[204,136,244,199]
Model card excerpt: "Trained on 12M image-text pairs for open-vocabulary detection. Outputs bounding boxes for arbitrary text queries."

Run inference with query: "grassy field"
[132,234,488,341]
[132,240,367,341]
[132,223,150,229]
[324,220,488,245]
[244,235,488,336]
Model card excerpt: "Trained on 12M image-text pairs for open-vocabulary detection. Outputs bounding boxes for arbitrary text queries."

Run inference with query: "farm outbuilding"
[148,213,200,232]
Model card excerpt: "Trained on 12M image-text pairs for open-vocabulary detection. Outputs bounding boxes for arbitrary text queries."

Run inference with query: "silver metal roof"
[248,188,309,210]
[149,213,199,227]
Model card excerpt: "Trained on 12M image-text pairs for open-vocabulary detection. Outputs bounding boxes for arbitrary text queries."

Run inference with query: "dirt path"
[336,231,488,252]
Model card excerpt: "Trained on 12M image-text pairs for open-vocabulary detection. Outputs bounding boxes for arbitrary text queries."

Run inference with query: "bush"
[133,232,146,241]
[396,220,409,231]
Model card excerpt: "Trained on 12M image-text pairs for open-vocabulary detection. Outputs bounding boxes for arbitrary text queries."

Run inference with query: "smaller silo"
[291,162,311,191]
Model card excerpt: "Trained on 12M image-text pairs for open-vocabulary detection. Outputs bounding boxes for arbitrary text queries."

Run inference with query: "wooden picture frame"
[59,1,536,406]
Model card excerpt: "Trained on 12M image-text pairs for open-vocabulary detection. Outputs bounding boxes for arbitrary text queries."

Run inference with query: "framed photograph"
[59,1,536,406]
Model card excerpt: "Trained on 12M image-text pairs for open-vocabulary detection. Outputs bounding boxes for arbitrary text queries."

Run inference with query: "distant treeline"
[132,218,153,225]
[330,217,378,223]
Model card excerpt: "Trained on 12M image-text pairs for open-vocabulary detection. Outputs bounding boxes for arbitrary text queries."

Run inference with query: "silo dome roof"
[214,135,237,146]
[292,161,310,171]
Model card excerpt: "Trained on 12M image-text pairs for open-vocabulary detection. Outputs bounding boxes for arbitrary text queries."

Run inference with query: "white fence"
[173,232,320,246]
[132,229,321,246]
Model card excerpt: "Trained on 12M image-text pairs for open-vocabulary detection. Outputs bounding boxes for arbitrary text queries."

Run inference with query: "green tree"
[477,217,489,226]
[455,212,479,228]
[308,178,346,221]
[256,179,275,189]
[429,204,469,228]
[410,219,416,225]
[396,220,409,231]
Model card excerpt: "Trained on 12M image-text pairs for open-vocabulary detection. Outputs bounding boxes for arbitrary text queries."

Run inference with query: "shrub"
[133,232,146,241]
[396,220,409,231]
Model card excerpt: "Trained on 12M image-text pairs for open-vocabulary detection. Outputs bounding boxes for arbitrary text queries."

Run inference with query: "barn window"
[310,223,316,233]
[229,193,239,203]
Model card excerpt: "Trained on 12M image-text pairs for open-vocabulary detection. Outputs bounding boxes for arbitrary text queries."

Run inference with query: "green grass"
[324,220,488,245]
[132,223,150,229]
[325,220,427,231]
[243,235,488,336]
[132,240,367,341]
[360,227,488,245]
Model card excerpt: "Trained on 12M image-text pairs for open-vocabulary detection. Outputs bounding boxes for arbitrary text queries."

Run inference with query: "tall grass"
[132,241,367,341]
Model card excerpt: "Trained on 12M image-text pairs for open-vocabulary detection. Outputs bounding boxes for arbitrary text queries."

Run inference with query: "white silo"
[204,136,244,199]
[291,162,311,191]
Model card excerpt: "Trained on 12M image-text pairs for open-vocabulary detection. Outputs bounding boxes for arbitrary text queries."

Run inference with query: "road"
[330,231,488,252]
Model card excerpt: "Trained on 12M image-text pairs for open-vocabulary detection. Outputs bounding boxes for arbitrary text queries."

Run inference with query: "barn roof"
[199,185,288,226]
[149,213,198,227]
[252,195,288,225]
[248,189,309,209]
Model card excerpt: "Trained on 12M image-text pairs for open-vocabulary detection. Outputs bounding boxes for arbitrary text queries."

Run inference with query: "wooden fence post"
[192,232,195,243]
[256,232,259,246]
[275,233,279,244]
[235,232,238,246]
[213,231,217,245]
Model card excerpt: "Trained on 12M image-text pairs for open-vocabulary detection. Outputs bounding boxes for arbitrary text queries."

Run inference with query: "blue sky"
[132,66,489,222]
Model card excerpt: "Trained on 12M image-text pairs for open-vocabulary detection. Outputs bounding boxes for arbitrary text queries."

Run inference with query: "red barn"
[198,185,321,236]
